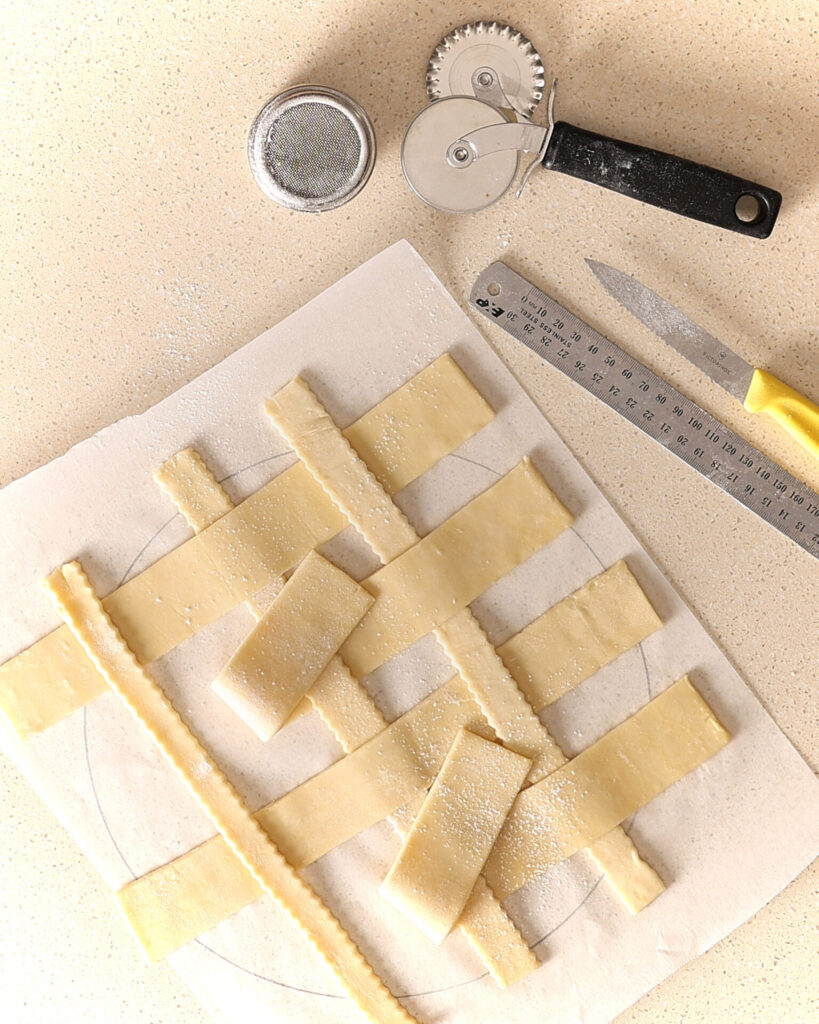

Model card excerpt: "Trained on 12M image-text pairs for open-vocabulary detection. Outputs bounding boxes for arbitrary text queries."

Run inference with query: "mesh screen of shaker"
[264,101,363,202]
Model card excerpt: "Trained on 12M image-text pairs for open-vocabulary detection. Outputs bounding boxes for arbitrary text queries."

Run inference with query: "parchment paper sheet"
[1,241,817,1024]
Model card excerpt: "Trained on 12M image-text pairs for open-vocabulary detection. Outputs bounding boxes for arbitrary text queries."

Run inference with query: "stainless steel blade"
[586,259,756,403]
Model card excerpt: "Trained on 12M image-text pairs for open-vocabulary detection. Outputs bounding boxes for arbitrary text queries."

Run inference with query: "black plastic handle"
[542,121,781,238]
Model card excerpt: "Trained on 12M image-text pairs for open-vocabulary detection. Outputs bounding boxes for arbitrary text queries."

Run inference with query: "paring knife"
[586,259,819,462]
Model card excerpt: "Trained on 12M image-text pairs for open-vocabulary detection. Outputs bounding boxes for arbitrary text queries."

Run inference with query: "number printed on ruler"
[471,262,819,559]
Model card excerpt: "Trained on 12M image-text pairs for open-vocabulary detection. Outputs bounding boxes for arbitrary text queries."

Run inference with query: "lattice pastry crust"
[1,355,732,1023]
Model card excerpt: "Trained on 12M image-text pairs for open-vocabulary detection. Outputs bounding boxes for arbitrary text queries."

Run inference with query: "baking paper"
[1,241,817,1024]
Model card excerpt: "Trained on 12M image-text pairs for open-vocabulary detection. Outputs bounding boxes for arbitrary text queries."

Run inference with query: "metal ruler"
[470,261,819,560]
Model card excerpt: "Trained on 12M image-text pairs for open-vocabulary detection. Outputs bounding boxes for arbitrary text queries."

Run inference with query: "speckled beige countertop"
[1,2,817,1022]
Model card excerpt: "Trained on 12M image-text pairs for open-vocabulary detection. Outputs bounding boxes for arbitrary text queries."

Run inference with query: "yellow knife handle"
[744,368,819,460]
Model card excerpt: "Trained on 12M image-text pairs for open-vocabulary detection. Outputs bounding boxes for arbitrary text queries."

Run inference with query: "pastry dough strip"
[154,446,383,748]
[154,447,284,620]
[154,447,236,533]
[497,559,663,712]
[44,561,419,1024]
[0,354,492,738]
[212,551,374,741]
[483,676,731,900]
[434,612,564,782]
[147,445,539,985]
[381,729,532,945]
[265,376,419,562]
[267,378,664,910]
[300,655,386,752]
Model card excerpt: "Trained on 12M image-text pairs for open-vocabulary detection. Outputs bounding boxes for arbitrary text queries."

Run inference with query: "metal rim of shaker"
[247,85,376,212]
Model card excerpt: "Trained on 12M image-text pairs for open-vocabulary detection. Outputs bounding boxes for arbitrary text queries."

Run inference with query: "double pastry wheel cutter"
[402,21,782,237]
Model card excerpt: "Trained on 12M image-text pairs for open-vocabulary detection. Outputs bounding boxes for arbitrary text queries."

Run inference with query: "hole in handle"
[735,192,766,224]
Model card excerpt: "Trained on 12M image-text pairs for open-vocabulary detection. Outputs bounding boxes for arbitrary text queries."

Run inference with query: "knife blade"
[586,259,819,462]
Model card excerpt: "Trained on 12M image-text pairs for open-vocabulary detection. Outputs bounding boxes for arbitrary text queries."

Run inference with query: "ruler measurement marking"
[472,264,819,559]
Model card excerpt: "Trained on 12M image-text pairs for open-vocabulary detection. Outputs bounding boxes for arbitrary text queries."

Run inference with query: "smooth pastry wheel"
[2,353,731,1024]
